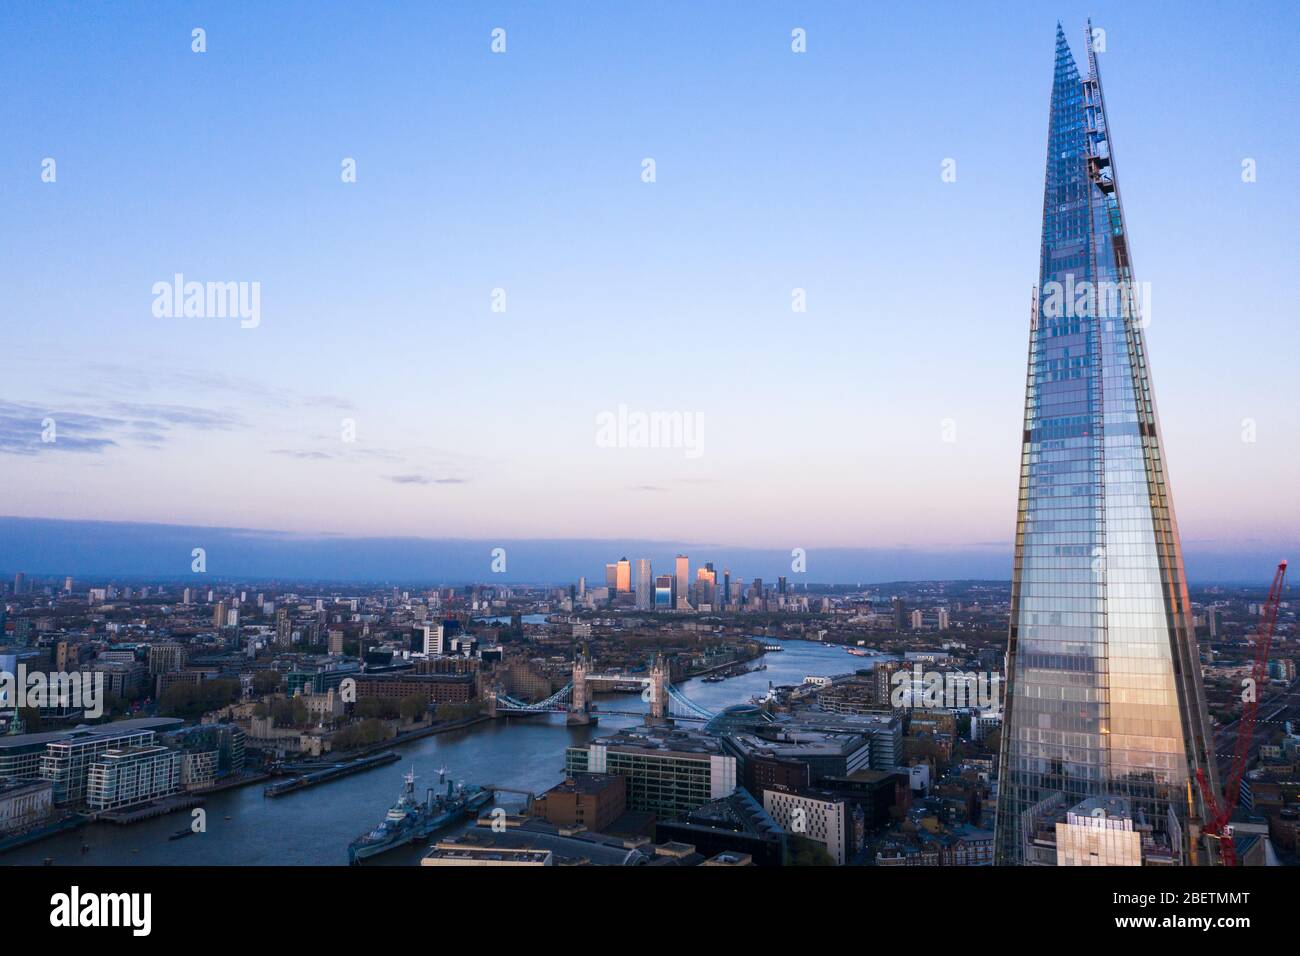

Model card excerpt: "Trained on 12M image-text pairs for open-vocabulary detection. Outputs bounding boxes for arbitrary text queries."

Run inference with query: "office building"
[565,724,736,820]
[675,555,690,610]
[654,575,674,610]
[762,786,852,865]
[995,26,1218,865]
[635,559,653,610]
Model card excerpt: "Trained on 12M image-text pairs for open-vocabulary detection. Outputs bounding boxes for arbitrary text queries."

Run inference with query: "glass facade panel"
[994,26,1217,865]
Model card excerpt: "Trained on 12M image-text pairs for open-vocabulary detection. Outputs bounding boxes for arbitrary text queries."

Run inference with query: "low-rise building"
[529,773,626,832]
[0,777,54,835]
[353,672,476,705]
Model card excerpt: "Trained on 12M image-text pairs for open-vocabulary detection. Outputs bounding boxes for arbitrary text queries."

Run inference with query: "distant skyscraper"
[616,557,631,594]
[604,563,618,592]
[675,555,690,610]
[995,25,1217,866]
[635,559,653,609]
[12,572,25,595]
[654,575,674,610]
[891,597,905,631]
[722,569,731,609]
[276,608,292,648]
[695,566,716,607]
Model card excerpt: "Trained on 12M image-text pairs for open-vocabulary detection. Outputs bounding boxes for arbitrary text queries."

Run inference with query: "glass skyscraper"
[994,24,1218,865]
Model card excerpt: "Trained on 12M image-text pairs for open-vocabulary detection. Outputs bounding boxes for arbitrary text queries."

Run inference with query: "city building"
[654,575,674,610]
[148,643,186,676]
[635,559,653,610]
[786,712,902,771]
[0,718,184,805]
[994,26,1218,865]
[162,723,247,781]
[529,772,627,832]
[675,555,690,610]
[85,745,182,811]
[353,672,475,705]
[654,787,786,867]
[566,724,736,820]
[0,777,54,836]
[422,842,554,867]
[275,608,293,648]
[724,729,871,785]
[762,786,852,865]
[1053,795,1142,867]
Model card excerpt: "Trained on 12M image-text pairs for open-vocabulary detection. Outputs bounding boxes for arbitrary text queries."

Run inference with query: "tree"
[354,697,399,720]
[435,700,483,722]
[252,671,283,695]
[787,836,835,866]
[332,718,393,751]
[159,679,240,719]
[399,694,429,722]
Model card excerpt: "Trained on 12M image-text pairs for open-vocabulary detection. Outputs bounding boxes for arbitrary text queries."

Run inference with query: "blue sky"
[1,1,1296,580]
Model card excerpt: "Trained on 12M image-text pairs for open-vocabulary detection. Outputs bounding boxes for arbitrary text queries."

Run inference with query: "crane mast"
[1195,560,1288,865]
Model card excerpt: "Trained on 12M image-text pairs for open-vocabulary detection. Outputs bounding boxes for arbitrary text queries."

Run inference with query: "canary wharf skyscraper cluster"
[994,25,1218,865]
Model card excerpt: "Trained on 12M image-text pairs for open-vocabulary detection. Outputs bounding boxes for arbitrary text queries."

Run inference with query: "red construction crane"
[1196,559,1288,866]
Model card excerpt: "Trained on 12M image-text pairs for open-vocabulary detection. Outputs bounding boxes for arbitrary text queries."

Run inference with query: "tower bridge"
[489,652,717,724]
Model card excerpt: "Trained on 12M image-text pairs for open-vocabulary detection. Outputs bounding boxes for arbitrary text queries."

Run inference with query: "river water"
[3,639,867,866]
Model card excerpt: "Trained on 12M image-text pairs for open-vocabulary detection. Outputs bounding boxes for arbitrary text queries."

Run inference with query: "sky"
[1,1,1297,582]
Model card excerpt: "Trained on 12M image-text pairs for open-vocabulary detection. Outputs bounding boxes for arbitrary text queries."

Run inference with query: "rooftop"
[0,717,183,752]
[591,723,727,757]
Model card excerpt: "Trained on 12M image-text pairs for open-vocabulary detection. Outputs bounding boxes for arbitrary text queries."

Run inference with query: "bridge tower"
[566,648,594,726]
[647,652,669,723]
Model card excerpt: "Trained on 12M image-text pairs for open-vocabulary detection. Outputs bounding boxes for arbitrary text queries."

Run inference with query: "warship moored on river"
[347,768,492,865]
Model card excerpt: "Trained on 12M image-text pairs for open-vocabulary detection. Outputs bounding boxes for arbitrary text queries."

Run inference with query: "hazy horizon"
[0,515,1287,587]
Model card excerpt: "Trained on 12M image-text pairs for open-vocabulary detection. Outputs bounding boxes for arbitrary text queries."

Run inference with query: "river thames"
[3,638,869,866]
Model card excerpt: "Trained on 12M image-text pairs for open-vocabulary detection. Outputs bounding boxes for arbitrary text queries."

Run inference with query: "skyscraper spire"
[994,26,1218,866]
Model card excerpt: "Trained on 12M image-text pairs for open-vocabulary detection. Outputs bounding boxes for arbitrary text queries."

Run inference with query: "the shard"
[994,24,1218,865]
